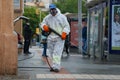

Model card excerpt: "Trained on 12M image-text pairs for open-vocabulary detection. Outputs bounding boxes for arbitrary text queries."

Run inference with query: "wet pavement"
[0,46,120,80]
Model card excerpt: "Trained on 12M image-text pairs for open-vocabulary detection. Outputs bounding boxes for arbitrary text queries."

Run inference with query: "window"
[14,0,20,9]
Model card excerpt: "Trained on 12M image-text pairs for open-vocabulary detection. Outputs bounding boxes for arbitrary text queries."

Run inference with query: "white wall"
[87,0,92,2]
[41,0,52,9]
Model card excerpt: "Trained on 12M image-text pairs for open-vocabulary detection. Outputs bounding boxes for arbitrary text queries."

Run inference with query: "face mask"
[50,8,57,16]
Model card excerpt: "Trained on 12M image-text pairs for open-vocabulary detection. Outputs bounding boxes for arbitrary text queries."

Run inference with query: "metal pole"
[39,8,41,47]
[40,8,41,23]
[78,0,82,54]
[87,9,91,56]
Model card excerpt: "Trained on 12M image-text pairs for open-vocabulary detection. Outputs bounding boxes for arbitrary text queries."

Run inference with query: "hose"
[45,56,53,70]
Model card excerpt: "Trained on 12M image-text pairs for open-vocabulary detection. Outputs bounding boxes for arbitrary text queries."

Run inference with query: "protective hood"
[49,8,61,16]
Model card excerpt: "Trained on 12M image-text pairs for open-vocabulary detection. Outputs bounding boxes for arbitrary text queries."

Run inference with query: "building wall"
[0,0,18,75]
[41,0,52,9]
[70,21,79,47]
[14,0,23,35]
[14,12,23,34]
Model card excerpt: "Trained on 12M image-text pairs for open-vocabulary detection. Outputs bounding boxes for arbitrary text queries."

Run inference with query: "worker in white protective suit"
[41,4,70,72]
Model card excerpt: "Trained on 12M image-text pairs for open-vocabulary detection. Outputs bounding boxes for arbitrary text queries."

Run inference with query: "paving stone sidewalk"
[1,46,120,80]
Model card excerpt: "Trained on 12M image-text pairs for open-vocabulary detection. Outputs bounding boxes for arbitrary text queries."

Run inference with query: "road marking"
[36,74,120,79]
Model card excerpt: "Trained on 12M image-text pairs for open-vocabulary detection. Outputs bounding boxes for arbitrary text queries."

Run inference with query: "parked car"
[13,31,23,49]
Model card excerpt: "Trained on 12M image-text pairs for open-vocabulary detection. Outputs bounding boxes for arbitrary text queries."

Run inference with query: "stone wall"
[0,0,18,75]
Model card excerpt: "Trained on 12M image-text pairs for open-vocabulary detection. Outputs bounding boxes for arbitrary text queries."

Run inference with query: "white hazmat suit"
[41,8,70,71]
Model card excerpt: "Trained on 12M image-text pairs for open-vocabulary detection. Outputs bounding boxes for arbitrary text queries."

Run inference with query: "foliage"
[23,6,47,35]
[82,0,87,14]
[54,0,78,13]
[54,0,87,14]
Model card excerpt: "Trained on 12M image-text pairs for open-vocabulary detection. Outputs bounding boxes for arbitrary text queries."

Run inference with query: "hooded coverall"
[41,8,70,70]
